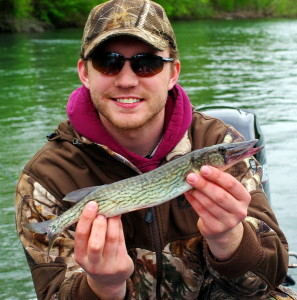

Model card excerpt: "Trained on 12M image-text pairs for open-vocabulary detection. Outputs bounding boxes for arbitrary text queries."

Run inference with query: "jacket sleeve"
[15,173,133,300]
[204,126,289,298]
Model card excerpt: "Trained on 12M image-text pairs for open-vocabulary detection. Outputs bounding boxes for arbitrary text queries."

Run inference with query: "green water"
[1,20,297,299]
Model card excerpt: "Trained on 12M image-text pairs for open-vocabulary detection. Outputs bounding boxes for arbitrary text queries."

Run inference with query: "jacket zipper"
[146,208,162,300]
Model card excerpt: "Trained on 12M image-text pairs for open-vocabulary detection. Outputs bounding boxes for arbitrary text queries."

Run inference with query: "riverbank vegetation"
[1,0,297,32]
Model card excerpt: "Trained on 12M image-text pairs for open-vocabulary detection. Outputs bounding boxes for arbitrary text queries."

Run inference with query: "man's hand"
[185,165,251,261]
[74,201,134,300]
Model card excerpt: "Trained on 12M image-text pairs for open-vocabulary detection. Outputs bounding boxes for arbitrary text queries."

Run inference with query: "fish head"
[190,139,262,172]
[215,139,263,170]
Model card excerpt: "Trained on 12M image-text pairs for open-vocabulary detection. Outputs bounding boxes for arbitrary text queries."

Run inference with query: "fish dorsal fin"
[63,186,99,203]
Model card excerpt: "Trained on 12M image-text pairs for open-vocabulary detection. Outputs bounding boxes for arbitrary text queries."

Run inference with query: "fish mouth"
[224,139,263,167]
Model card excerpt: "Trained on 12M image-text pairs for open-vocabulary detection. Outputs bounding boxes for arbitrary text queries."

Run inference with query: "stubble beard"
[91,91,168,132]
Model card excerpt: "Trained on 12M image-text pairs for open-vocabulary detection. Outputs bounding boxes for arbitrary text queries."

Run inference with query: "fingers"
[185,186,233,235]
[101,216,122,259]
[74,203,133,297]
[185,166,250,236]
[195,165,250,200]
[75,201,99,263]
[87,215,123,264]
[75,202,125,268]
[186,166,250,210]
[87,215,107,264]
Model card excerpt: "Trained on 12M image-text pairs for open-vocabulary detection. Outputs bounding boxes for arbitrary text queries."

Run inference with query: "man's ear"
[168,59,181,91]
[78,59,90,89]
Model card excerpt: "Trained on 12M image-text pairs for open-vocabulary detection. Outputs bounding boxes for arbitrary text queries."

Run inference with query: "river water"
[0,19,296,299]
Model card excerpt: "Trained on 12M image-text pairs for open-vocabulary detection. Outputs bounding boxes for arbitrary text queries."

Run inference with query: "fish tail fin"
[23,219,53,234]
[23,220,58,260]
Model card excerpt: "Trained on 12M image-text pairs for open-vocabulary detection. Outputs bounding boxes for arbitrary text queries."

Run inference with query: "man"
[15,0,295,299]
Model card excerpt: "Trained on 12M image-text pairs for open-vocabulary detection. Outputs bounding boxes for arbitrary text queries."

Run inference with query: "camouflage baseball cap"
[81,0,177,58]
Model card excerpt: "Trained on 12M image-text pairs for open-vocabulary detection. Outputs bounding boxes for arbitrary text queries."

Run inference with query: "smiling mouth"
[113,98,143,104]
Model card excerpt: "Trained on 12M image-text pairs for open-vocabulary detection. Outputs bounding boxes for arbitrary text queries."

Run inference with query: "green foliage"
[14,0,32,18]
[31,0,105,27]
[209,0,297,15]
[212,0,235,11]
[155,0,297,18]
[156,0,213,19]
[1,0,297,32]
[0,0,32,18]
[272,0,297,16]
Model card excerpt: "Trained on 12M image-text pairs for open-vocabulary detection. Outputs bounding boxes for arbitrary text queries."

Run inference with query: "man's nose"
[113,61,139,88]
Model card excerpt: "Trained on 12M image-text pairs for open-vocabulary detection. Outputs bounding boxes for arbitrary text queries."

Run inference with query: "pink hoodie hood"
[66,84,192,173]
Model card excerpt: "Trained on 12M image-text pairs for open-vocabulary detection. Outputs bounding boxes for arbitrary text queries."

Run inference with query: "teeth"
[115,98,141,104]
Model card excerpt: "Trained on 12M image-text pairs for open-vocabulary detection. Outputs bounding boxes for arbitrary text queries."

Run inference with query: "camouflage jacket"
[15,111,294,300]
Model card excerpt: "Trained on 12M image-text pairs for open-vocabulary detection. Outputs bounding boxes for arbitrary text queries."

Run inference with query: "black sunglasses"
[88,52,173,77]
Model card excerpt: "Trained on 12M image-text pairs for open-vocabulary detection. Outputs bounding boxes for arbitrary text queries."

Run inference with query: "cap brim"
[84,27,168,58]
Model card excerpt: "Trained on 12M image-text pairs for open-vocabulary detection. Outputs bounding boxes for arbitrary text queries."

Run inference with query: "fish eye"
[218,147,226,155]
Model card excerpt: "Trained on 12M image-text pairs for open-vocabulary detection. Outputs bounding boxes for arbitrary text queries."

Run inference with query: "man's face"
[78,36,180,133]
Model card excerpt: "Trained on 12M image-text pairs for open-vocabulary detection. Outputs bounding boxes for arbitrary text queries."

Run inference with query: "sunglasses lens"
[89,53,171,77]
[131,55,164,77]
[92,53,124,75]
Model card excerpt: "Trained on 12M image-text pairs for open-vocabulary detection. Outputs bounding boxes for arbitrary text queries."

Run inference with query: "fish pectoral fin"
[63,186,99,203]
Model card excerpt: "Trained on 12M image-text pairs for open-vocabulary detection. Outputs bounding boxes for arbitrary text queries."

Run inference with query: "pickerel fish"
[25,139,262,252]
